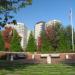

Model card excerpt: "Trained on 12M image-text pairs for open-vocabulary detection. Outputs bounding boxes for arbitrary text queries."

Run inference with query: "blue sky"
[13,0,75,30]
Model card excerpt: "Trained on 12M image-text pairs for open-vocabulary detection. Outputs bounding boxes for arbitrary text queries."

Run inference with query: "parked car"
[14,53,27,59]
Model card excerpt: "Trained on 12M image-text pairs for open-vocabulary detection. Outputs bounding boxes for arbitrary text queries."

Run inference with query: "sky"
[13,0,75,30]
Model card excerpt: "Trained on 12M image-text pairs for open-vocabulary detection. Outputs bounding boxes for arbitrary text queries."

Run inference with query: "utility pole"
[69,8,74,51]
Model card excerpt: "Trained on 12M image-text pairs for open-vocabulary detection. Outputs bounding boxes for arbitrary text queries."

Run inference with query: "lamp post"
[69,9,74,51]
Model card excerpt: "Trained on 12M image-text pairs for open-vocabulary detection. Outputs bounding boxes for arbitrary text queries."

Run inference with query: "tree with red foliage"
[46,23,61,52]
[37,36,42,52]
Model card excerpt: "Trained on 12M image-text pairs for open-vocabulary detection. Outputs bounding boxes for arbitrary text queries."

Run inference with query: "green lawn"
[0,61,75,75]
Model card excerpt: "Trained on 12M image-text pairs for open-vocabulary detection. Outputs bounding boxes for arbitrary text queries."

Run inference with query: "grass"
[0,61,75,75]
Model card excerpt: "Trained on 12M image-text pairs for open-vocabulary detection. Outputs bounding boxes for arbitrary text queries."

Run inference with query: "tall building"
[15,23,28,50]
[34,21,45,45]
[5,22,29,50]
[27,30,31,42]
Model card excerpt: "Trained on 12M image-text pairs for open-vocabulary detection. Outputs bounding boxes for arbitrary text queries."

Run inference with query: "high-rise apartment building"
[34,21,45,45]
[15,23,28,50]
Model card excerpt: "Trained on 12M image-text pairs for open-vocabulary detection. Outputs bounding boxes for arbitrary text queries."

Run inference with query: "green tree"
[26,31,37,52]
[0,31,5,51]
[0,0,32,27]
[58,26,68,52]
[41,30,52,53]
[46,22,62,52]
[74,31,75,51]
[0,0,32,13]
[58,25,75,52]
[10,30,22,52]
[65,25,73,52]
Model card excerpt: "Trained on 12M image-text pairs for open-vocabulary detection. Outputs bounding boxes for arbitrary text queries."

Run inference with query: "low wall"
[26,53,75,64]
[0,52,75,64]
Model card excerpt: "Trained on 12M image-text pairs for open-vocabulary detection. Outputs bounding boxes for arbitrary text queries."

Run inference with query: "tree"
[58,26,68,52]
[46,22,61,52]
[26,31,37,52]
[74,31,75,51]
[10,29,22,52]
[0,0,32,13]
[65,25,73,51]
[0,0,32,27]
[40,30,52,53]
[0,31,5,51]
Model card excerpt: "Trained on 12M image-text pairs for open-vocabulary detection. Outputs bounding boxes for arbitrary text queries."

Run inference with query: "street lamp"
[69,8,74,51]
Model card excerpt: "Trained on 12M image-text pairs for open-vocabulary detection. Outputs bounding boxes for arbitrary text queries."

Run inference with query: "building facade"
[15,23,28,50]
[34,21,45,46]
[27,30,31,42]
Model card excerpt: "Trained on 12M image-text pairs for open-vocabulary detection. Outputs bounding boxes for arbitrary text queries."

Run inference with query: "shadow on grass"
[61,60,75,68]
[0,60,38,71]
[65,63,75,67]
